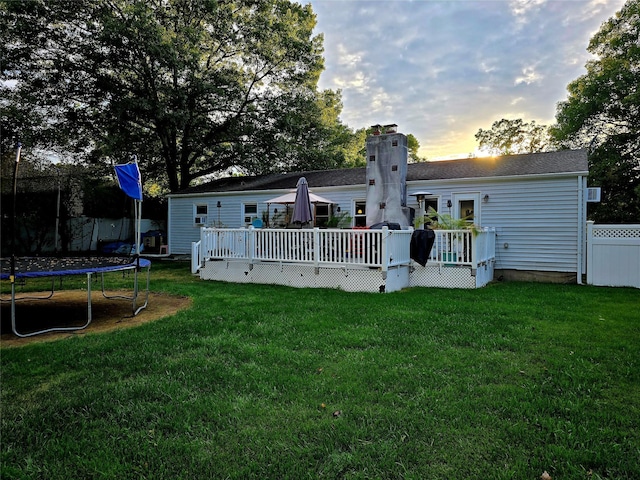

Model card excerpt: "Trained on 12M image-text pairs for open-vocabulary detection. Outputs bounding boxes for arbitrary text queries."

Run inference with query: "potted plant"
[425,207,480,263]
[326,211,352,228]
[425,207,480,232]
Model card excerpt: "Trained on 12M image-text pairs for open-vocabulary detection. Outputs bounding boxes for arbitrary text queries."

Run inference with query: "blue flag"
[115,163,143,201]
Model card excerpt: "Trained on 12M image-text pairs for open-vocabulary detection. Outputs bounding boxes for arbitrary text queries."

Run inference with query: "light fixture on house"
[356,207,363,215]
[217,201,221,226]
[447,200,452,209]
[483,194,490,202]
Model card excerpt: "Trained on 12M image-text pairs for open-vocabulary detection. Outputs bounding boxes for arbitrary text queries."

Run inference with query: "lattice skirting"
[199,260,409,292]
[409,260,495,289]
[199,259,494,291]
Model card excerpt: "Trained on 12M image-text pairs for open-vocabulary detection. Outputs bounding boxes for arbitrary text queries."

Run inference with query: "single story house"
[167,148,590,283]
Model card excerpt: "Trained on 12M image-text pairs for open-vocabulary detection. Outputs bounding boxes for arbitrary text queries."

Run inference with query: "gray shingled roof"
[172,149,588,195]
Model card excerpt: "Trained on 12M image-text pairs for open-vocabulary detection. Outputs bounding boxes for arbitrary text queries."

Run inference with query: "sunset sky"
[308,0,626,159]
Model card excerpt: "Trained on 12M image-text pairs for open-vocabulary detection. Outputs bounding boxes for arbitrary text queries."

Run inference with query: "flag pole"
[10,142,23,282]
[10,143,22,326]
[114,155,143,260]
[132,155,141,259]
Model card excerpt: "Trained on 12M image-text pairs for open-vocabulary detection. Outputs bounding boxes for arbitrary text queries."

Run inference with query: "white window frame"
[452,192,481,226]
[421,196,440,227]
[243,203,258,226]
[194,204,208,226]
[353,199,366,227]
[315,203,329,227]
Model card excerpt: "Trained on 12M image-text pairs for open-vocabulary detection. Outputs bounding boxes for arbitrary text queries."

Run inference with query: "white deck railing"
[429,228,496,267]
[192,226,495,274]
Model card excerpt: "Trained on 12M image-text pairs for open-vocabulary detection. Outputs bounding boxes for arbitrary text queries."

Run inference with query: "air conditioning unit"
[586,187,601,203]
[195,216,207,225]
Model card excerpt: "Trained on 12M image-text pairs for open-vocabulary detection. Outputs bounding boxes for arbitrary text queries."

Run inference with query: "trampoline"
[1,256,151,338]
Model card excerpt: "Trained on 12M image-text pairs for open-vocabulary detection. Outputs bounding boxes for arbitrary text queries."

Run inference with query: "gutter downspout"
[576,175,586,284]
[167,195,172,255]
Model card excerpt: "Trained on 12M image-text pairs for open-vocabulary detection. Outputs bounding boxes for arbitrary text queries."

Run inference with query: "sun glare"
[473,146,498,158]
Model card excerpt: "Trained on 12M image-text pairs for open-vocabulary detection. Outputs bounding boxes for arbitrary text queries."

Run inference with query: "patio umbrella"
[291,177,313,225]
[266,191,335,205]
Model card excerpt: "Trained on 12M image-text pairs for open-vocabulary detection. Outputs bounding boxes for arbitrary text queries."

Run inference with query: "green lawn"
[1,262,639,479]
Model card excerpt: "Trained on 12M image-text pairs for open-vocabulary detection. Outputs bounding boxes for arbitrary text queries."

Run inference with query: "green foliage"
[1,263,639,479]
[406,133,425,162]
[1,0,349,191]
[325,210,352,228]
[551,0,640,222]
[475,119,554,156]
[425,206,480,235]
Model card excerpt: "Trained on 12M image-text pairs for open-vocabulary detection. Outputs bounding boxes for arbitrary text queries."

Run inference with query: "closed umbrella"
[291,177,313,225]
[266,191,335,205]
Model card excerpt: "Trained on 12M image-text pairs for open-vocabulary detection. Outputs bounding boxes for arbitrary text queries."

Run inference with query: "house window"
[354,201,366,227]
[460,199,475,222]
[315,204,329,227]
[194,204,208,226]
[452,192,481,226]
[423,198,439,226]
[243,203,258,226]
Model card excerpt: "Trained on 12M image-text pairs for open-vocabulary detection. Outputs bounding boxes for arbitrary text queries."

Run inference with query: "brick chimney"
[365,125,412,226]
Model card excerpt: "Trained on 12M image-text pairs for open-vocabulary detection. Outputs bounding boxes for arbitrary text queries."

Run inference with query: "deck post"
[313,228,320,273]
[249,227,256,263]
[471,229,478,269]
[381,226,388,280]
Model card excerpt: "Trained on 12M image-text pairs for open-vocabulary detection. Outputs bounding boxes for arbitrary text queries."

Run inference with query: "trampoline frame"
[1,257,151,338]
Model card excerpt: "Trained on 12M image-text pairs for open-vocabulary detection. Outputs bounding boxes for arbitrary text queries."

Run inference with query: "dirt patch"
[1,290,192,348]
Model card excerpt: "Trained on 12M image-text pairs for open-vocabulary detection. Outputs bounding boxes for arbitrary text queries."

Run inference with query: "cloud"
[332,71,367,90]
[309,0,627,159]
[509,0,548,23]
[515,66,543,85]
[335,43,363,68]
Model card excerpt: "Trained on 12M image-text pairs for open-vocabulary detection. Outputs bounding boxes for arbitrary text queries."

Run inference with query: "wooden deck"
[192,226,496,291]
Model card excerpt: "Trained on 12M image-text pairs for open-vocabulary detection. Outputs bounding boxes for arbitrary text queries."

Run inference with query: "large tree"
[551,0,640,223]
[475,118,553,156]
[1,0,344,192]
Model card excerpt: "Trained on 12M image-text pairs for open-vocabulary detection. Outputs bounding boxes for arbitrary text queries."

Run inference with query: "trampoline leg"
[0,278,55,302]
[11,280,17,336]
[133,266,139,313]
[133,263,150,316]
[98,264,149,316]
[87,272,92,324]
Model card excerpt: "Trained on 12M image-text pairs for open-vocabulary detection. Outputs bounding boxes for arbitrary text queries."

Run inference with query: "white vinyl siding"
[168,186,367,254]
[169,174,584,277]
[481,178,580,272]
[408,175,583,273]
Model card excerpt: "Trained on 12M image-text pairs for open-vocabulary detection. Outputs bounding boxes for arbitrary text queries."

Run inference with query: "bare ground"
[1,290,192,348]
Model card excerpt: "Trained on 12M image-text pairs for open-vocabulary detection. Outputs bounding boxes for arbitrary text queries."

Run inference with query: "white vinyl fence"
[586,222,640,288]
